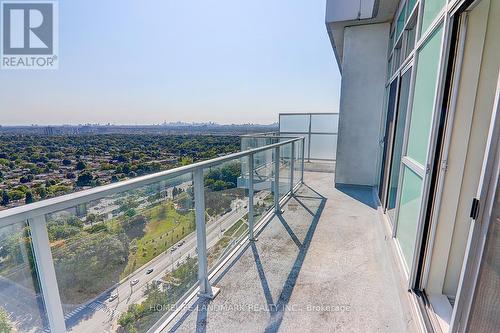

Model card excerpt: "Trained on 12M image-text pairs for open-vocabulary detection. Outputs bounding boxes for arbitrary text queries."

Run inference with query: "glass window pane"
[421,0,445,36]
[279,114,310,133]
[405,23,417,59]
[310,114,338,133]
[388,69,412,222]
[310,134,337,160]
[408,0,418,13]
[0,221,49,332]
[406,25,443,165]
[396,4,406,39]
[46,173,197,332]
[396,167,423,268]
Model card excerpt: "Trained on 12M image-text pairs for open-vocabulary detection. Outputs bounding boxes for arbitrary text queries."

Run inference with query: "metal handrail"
[0,134,305,333]
[0,136,303,226]
[239,131,279,137]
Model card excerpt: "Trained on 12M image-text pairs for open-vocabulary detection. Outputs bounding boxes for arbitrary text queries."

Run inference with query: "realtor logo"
[1,1,58,69]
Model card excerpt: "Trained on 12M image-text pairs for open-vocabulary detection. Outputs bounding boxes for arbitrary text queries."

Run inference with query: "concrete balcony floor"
[164,170,418,333]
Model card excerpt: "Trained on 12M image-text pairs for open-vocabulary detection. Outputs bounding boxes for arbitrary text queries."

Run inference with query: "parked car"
[146,268,154,275]
[108,294,118,302]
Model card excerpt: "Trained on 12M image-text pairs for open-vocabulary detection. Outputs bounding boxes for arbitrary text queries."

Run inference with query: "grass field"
[122,201,195,277]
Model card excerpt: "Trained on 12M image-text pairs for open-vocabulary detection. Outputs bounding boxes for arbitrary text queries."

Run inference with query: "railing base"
[249,238,258,242]
[198,286,221,300]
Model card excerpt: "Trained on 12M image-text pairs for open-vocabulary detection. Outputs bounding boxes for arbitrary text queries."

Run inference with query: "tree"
[38,186,47,199]
[76,172,93,187]
[1,190,9,206]
[25,191,34,204]
[75,160,86,171]
[62,159,72,166]
[8,190,24,201]
[0,307,12,333]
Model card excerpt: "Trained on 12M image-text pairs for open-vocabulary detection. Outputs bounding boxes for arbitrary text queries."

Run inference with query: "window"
[421,0,446,36]
[396,166,423,268]
[396,4,407,39]
[406,25,443,166]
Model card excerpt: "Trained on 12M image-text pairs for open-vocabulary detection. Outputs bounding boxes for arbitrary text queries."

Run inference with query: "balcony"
[0,124,416,333]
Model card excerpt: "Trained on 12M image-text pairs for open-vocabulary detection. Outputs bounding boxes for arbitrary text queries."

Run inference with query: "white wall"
[335,23,389,186]
[326,0,376,22]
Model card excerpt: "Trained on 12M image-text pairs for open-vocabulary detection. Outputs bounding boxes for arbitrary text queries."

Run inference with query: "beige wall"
[426,0,500,297]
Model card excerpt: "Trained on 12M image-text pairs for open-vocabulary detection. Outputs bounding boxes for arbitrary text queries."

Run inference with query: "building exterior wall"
[335,23,389,186]
[425,0,490,296]
[329,0,500,330]
[443,0,500,296]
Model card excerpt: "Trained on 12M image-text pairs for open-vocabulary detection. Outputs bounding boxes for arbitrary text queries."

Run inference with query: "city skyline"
[0,0,341,125]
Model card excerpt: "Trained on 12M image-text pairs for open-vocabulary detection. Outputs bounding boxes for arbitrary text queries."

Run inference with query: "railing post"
[248,154,256,241]
[274,146,281,214]
[290,143,295,193]
[301,138,305,183]
[28,215,67,333]
[193,168,219,299]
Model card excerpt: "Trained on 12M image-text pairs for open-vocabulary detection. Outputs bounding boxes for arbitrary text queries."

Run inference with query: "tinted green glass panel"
[406,24,443,165]
[421,0,445,35]
[396,166,423,268]
[396,4,406,39]
[408,0,418,13]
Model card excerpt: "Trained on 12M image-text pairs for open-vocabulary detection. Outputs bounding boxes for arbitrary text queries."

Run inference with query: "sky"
[0,0,341,125]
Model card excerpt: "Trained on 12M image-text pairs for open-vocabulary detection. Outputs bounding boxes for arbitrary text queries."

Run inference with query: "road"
[66,196,256,333]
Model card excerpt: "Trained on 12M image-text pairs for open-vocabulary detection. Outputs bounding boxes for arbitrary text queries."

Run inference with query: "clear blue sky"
[0,0,341,125]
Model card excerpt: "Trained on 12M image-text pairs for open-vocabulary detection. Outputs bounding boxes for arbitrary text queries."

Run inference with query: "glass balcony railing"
[0,136,304,333]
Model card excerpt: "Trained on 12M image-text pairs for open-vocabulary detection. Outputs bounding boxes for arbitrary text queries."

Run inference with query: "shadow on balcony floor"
[164,171,417,333]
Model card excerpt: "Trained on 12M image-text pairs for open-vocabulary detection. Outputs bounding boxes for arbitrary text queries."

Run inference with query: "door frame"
[379,76,401,208]
[449,68,500,333]
[406,10,452,288]
[387,60,415,229]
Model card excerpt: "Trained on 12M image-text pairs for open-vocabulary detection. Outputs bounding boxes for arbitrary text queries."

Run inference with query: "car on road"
[171,246,177,252]
[131,279,139,286]
[108,294,118,302]
[146,268,154,274]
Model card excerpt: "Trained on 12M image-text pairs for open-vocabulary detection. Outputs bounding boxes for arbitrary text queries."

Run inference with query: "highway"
[66,194,262,333]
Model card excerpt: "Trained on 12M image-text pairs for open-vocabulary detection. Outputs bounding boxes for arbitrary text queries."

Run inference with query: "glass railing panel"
[310,114,338,133]
[205,158,249,271]
[44,172,197,333]
[0,221,49,332]
[252,148,276,223]
[293,140,302,187]
[279,114,310,132]
[279,143,292,199]
[310,134,337,160]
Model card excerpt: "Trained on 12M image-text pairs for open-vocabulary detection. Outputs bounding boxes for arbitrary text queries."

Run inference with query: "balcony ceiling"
[325,0,399,71]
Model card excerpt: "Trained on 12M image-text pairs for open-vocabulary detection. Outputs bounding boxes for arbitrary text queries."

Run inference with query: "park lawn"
[207,216,248,267]
[121,201,195,277]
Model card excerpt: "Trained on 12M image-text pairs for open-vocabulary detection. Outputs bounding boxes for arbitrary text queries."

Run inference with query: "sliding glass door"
[396,24,444,271]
